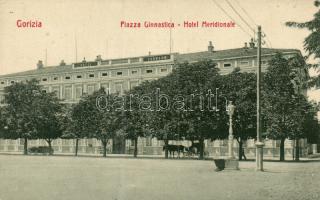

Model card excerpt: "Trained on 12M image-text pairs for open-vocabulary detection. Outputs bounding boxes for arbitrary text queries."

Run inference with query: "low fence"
[0,138,311,159]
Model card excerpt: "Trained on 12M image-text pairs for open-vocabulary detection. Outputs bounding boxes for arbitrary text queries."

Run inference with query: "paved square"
[0,155,319,200]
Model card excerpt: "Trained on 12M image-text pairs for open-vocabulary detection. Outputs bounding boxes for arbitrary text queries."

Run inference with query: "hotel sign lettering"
[143,55,171,62]
[74,61,98,68]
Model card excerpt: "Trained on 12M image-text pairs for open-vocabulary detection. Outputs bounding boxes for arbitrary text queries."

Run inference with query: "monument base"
[224,159,239,170]
[213,158,239,171]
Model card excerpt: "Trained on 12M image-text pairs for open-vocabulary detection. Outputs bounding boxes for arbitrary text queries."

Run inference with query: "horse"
[163,144,185,158]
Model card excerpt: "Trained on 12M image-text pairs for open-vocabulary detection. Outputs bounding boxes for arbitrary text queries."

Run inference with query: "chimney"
[60,60,66,66]
[244,42,248,48]
[82,57,86,62]
[37,60,43,69]
[249,38,255,48]
[208,41,214,52]
[95,55,102,61]
[148,51,151,56]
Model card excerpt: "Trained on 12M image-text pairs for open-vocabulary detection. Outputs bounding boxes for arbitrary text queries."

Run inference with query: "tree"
[262,53,313,161]
[149,60,224,159]
[72,88,122,157]
[289,95,319,161]
[143,79,186,159]
[219,68,257,160]
[286,0,320,87]
[33,90,63,155]
[122,110,148,158]
[286,1,320,60]
[122,75,185,159]
[4,79,42,155]
[175,60,225,159]
[302,102,320,147]
[64,103,89,156]
[59,106,74,155]
[121,81,156,158]
[0,107,8,138]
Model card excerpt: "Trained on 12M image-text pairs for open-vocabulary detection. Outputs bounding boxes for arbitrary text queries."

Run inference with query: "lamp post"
[227,101,235,159]
[213,98,239,170]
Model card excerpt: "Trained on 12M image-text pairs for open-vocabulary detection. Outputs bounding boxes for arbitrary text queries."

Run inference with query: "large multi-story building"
[0,41,313,159]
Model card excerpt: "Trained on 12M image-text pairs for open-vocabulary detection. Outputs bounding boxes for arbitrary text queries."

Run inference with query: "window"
[75,87,83,99]
[131,70,138,74]
[115,83,123,94]
[42,78,47,82]
[239,61,249,67]
[160,68,167,73]
[10,81,15,84]
[262,60,268,65]
[101,72,108,77]
[1,81,4,85]
[117,72,123,76]
[89,74,95,78]
[146,69,153,73]
[65,76,71,80]
[42,90,47,93]
[53,77,59,81]
[87,85,95,95]
[130,81,139,90]
[76,75,82,79]
[64,87,72,100]
[223,63,232,68]
[101,83,109,93]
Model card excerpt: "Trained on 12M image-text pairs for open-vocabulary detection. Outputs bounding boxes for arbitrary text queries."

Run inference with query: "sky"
[0,0,319,102]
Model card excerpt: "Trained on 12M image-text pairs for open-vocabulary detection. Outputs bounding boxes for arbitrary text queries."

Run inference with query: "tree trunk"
[133,137,138,158]
[199,138,204,160]
[238,138,243,161]
[102,139,107,157]
[280,138,285,161]
[23,137,28,155]
[75,138,79,156]
[295,139,300,161]
[47,139,53,155]
[164,139,169,159]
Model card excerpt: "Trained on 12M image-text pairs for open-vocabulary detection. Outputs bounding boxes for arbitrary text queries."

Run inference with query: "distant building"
[0,41,312,159]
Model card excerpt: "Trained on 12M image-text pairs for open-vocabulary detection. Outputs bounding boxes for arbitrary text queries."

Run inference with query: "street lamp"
[227,101,235,159]
[212,98,239,170]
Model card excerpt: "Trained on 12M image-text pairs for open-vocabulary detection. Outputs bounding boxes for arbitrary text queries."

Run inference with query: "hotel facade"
[0,42,316,159]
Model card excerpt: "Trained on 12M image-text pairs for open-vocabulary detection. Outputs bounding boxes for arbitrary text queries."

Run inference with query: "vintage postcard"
[0,0,319,200]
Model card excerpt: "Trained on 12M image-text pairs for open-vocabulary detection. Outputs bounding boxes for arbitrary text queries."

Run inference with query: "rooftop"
[0,46,301,78]
[176,47,300,63]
